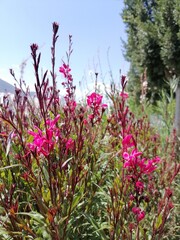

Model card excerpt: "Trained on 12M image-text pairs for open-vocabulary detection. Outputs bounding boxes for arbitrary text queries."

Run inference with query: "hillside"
[0,79,35,96]
[0,79,15,93]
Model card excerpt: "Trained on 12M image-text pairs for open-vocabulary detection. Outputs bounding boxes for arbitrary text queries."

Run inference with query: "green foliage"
[122,0,180,102]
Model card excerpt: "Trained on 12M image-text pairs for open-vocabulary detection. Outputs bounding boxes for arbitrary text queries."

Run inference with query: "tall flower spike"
[30,43,38,57]
[53,22,59,36]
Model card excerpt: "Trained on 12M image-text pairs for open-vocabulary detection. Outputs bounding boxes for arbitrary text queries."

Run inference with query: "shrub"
[0,23,179,240]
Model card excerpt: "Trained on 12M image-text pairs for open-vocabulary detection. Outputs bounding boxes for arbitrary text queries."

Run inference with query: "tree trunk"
[175,82,180,158]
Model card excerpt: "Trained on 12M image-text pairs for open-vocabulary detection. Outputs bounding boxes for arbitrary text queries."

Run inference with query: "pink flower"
[28,115,60,156]
[86,92,107,122]
[135,181,144,192]
[132,207,141,215]
[129,194,135,201]
[120,91,129,99]
[123,149,142,169]
[67,100,76,112]
[122,138,160,175]
[123,151,130,160]
[102,103,108,110]
[66,138,74,151]
[137,211,145,221]
[123,148,142,160]
[152,156,161,164]
[28,129,52,156]
[83,119,88,125]
[139,157,160,174]
[46,114,60,128]
[88,114,94,120]
[87,92,103,108]
[28,126,55,156]
[132,207,145,221]
[59,63,71,75]
[59,63,72,81]
[122,134,135,148]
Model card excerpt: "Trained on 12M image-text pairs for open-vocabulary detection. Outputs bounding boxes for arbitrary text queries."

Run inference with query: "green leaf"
[17,212,45,225]
[42,164,49,182]
[155,214,163,229]
[58,216,68,225]
[6,130,14,157]
[61,156,73,169]
[0,164,21,171]
[71,194,81,211]
[0,226,10,236]
[8,169,12,184]
[42,187,51,203]
[83,213,108,240]
[93,183,111,202]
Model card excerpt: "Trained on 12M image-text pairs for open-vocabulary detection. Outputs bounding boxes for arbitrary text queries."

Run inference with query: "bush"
[0,23,179,240]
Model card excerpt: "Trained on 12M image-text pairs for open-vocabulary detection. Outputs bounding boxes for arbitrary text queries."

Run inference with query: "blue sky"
[0,0,129,93]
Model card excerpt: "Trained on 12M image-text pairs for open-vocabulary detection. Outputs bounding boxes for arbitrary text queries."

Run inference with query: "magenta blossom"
[137,210,145,221]
[66,138,74,151]
[67,100,76,112]
[102,103,108,110]
[122,132,160,225]
[28,115,60,156]
[88,114,94,120]
[28,127,54,156]
[120,91,129,99]
[123,149,160,174]
[122,134,136,149]
[123,149,142,169]
[122,134,160,175]
[135,181,144,192]
[87,92,103,108]
[86,92,108,122]
[132,207,141,215]
[132,207,145,222]
[59,63,73,82]
[46,114,60,128]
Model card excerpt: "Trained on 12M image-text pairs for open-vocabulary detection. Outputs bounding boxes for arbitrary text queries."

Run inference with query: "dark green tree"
[155,0,180,143]
[122,0,180,102]
[122,0,180,161]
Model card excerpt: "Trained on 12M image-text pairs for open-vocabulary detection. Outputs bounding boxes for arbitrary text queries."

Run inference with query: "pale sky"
[0,0,129,93]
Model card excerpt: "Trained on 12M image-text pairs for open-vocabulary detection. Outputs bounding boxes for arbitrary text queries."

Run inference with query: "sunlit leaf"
[0,164,21,171]
[155,214,163,229]
[6,130,15,156]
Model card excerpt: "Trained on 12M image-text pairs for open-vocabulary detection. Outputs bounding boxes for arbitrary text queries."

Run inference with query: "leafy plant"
[0,22,179,239]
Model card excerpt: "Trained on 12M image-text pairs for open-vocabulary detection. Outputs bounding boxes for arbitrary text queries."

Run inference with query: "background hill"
[0,79,15,93]
[0,79,35,95]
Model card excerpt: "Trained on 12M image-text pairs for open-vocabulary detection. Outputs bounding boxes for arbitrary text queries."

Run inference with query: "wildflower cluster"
[59,63,72,82]
[28,114,60,156]
[87,92,107,124]
[122,134,160,221]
